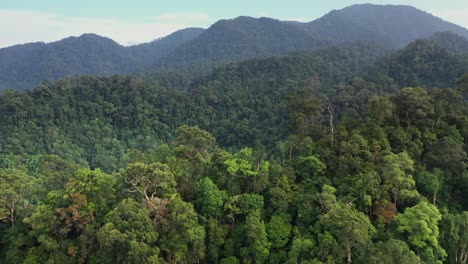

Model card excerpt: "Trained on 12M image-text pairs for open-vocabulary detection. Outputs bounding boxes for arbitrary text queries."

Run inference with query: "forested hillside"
[2,3,468,91]
[0,35,467,263]
[307,4,468,47]
[365,35,468,90]
[0,28,204,90]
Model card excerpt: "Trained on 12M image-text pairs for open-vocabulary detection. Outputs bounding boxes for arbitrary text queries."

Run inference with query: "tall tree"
[394,201,447,263]
[96,198,160,263]
[316,195,375,263]
[378,152,419,208]
[0,168,37,226]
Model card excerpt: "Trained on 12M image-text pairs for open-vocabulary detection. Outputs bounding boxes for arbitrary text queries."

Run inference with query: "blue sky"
[1,0,468,48]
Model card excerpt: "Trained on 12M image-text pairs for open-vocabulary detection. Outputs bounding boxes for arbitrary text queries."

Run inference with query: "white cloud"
[0,10,210,48]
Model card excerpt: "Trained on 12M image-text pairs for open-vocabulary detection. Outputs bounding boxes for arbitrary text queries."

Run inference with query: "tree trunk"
[9,202,16,227]
[459,247,468,264]
[346,245,352,264]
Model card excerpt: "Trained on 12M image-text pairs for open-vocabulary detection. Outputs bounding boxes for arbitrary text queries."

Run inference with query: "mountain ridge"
[1,3,468,90]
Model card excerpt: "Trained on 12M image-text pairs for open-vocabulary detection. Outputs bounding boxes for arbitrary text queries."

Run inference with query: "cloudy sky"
[1,0,468,48]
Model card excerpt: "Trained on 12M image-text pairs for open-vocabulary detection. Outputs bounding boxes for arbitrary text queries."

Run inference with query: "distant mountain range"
[1,4,468,90]
[0,28,204,90]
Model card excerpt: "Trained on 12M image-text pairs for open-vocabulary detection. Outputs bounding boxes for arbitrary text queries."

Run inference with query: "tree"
[243,212,271,263]
[267,213,292,249]
[394,201,447,262]
[0,168,37,226]
[287,238,316,264]
[69,168,116,218]
[121,162,176,202]
[416,168,443,204]
[378,152,418,208]
[440,211,468,264]
[393,87,434,129]
[368,239,421,264]
[206,217,228,263]
[195,177,225,218]
[317,202,376,263]
[288,88,321,141]
[23,194,94,264]
[424,137,468,206]
[452,212,468,264]
[173,125,216,176]
[368,96,394,125]
[96,198,160,263]
[295,155,326,183]
[157,197,205,263]
[224,148,270,194]
[36,155,77,194]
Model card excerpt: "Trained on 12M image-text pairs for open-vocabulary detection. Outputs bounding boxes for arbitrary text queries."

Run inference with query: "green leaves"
[316,201,376,263]
[394,201,447,262]
[174,125,216,164]
[244,212,271,263]
[378,152,419,207]
[0,168,37,226]
[195,177,225,218]
[157,197,206,263]
[69,168,116,217]
[96,198,160,263]
[121,162,176,201]
[368,239,421,264]
[267,214,292,249]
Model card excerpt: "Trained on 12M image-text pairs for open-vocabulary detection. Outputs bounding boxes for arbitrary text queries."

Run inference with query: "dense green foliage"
[0,29,467,263]
[366,38,468,89]
[429,32,468,54]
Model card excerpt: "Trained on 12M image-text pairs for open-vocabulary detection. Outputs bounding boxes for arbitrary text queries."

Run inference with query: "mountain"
[151,17,327,70]
[128,28,205,66]
[0,28,204,90]
[150,4,468,73]
[0,34,130,90]
[365,38,468,89]
[2,4,468,90]
[307,4,468,48]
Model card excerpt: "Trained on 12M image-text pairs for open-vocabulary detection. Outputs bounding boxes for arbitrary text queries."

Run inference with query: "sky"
[1,0,468,48]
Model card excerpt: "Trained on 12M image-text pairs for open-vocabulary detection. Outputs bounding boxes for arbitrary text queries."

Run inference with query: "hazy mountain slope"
[0,34,132,90]
[307,4,468,48]
[147,4,468,73]
[365,38,468,89]
[128,28,205,66]
[2,4,468,90]
[152,17,327,70]
[0,29,204,90]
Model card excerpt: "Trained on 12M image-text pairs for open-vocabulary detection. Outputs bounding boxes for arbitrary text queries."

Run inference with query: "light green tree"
[379,152,419,207]
[0,168,37,226]
[121,162,176,202]
[394,201,447,263]
[195,177,225,218]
